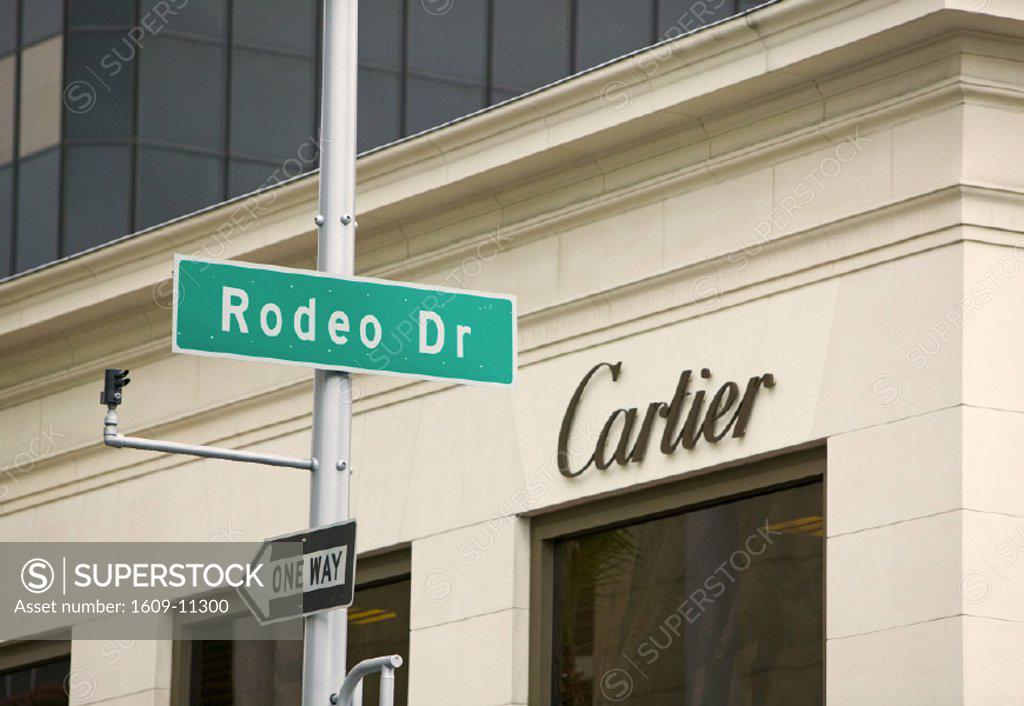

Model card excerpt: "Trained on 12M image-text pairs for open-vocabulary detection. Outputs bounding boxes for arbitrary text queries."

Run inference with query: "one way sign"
[239,519,357,624]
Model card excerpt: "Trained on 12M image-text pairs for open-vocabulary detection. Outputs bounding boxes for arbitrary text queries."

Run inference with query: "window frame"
[0,640,71,674]
[528,445,825,706]
[0,640,72,706]
[170,546,411,706]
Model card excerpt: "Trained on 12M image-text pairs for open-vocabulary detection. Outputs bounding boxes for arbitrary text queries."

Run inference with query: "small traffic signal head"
[101,368,131,407]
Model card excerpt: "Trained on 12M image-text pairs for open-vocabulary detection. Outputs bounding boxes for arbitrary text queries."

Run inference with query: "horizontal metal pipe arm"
[103,408,317,471]
[330,655,403,706]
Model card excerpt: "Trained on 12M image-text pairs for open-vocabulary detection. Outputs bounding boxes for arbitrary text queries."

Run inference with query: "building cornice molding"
[5,182,1023,515]
[1,57,1022,405]
[5,2,1024,515]
[2,2,1020,340]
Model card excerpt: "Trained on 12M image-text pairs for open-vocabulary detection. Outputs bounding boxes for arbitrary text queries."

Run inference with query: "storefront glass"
[0,656,70,706]
[189,577,410,706]
[552,481,823,705]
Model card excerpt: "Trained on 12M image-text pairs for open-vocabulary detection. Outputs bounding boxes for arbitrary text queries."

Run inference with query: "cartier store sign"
[557,362,776,478]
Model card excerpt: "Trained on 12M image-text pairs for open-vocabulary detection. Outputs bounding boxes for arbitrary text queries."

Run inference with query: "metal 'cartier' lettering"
[557,362,775,478]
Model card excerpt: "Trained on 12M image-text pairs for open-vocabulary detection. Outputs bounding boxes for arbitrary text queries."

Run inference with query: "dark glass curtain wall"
[1,0,756,278]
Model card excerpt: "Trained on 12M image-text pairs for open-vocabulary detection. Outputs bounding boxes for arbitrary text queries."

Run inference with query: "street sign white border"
[171,253,518,389]
[237,518,360,625]
[270,517,359,620]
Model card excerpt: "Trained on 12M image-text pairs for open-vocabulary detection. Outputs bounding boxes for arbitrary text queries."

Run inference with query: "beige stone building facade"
[3,0,1024,703]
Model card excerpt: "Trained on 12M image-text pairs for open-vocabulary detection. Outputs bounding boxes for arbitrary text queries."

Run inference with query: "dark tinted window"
[360,0,401,68]
[63,145,133,253]
[347,579,411,706]
[405,0,487,134]
[0,656,70,706]
[358,68,401,152]
[491,0,570,103]
[575,0,655,71]
[658,0,737,36]
[552,481,823,705]
[64,33,136,140]
[189,577,411,706]
[0,0,16,56]
[0,55,13,165]
[190,640,302,706]
[15,148,60,271]
[135,147,222,228]
[232,0,317,52]
[4,0,754,276]
[0,164,12,277]
[357,0,401,151]
[230,48,315,162]
[139,0,227,38]
[138,36,226,151]
[227,158,279,197]
[21,0,63,45]
[68,0,136,28]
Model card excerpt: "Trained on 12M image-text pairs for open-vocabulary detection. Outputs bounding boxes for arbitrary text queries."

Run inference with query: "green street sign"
[173,255,517,387]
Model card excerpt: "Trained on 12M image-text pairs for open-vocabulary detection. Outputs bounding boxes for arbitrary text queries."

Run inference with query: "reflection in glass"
[18,36,63,158]
[553,481,823,706]
[15,148,60,271]
[188,578,411,706]
[191,640,302,706]
[0,656,70,706]
[347,579,411,706]
[0,56,14,165]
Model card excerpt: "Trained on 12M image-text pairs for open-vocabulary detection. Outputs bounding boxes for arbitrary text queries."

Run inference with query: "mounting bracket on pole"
[100,369,317,471]
[330,655,403,706]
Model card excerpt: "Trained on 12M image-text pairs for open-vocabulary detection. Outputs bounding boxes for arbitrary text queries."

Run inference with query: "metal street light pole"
[305,1,358,704]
